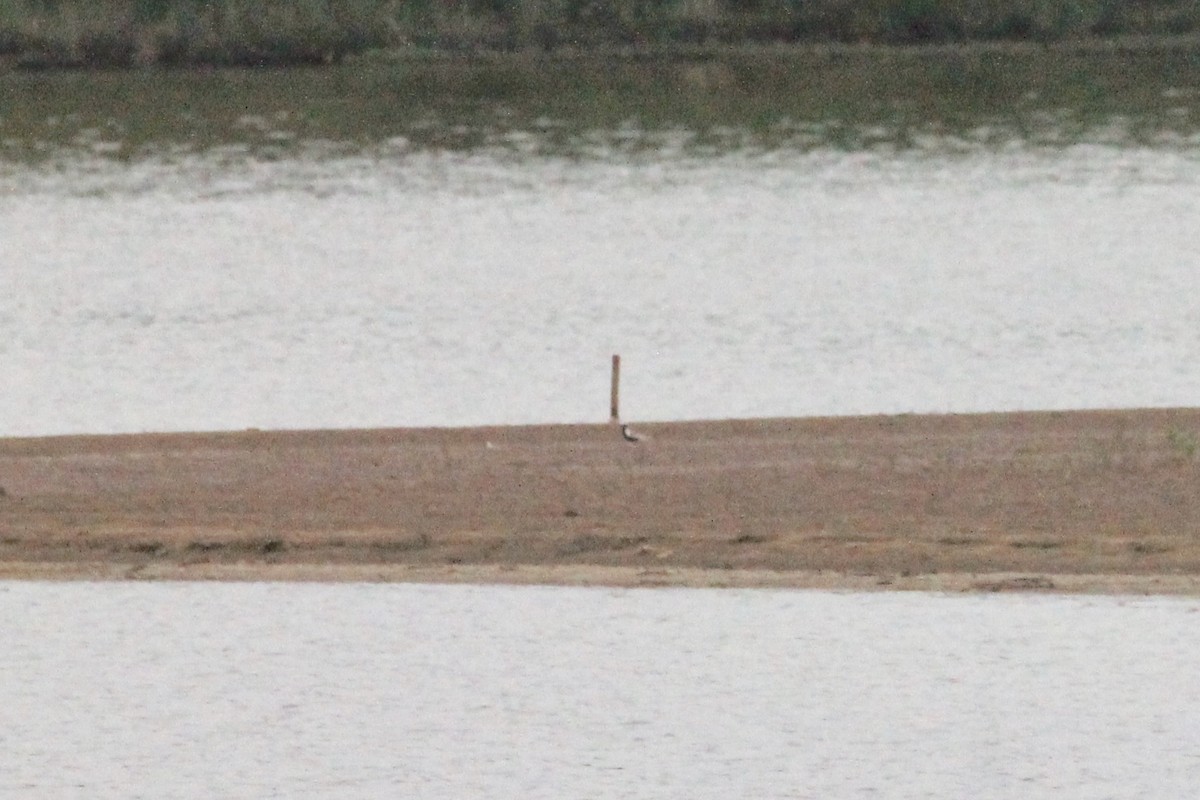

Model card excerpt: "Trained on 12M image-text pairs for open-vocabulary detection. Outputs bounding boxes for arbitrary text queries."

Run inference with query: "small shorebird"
[620,423,642,443]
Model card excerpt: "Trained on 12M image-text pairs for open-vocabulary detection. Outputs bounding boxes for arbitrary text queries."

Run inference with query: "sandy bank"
[2,408,1199,594]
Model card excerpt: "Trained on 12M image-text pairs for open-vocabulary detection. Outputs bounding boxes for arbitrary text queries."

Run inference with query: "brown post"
[610,354,621,422]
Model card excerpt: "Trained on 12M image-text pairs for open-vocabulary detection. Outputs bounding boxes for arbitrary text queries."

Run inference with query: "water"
[2,581,1198,798]
[3,144,1200,436]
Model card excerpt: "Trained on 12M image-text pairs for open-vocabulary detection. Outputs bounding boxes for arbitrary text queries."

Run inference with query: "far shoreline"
[6,32,1200,72]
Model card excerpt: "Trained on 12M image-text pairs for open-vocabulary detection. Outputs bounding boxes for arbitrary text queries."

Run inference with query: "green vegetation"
[2,0,1200,67]
[0,0,395,66]
[1167,427,1199,460]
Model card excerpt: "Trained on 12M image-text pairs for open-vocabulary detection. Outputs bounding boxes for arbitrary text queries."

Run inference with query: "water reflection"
[5,46,1200,165]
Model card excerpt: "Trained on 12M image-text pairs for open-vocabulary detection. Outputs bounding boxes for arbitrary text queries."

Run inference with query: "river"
[2,581,1197,798]
[3,144,1199,436]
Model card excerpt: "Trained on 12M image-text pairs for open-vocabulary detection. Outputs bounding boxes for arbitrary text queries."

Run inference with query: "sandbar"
[3,408,1199,595]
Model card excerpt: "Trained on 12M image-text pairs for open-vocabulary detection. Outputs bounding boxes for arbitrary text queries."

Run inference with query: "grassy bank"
[2,0,1200,67]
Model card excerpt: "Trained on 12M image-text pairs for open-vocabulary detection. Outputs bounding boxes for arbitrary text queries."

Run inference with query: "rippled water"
[2,582,1198,798]
[3,144,1200,436]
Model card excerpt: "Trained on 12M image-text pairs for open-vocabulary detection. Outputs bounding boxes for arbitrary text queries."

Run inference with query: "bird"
[620,423,642,443]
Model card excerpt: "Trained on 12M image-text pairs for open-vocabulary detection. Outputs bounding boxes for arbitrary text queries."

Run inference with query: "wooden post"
[610,354,621,422]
